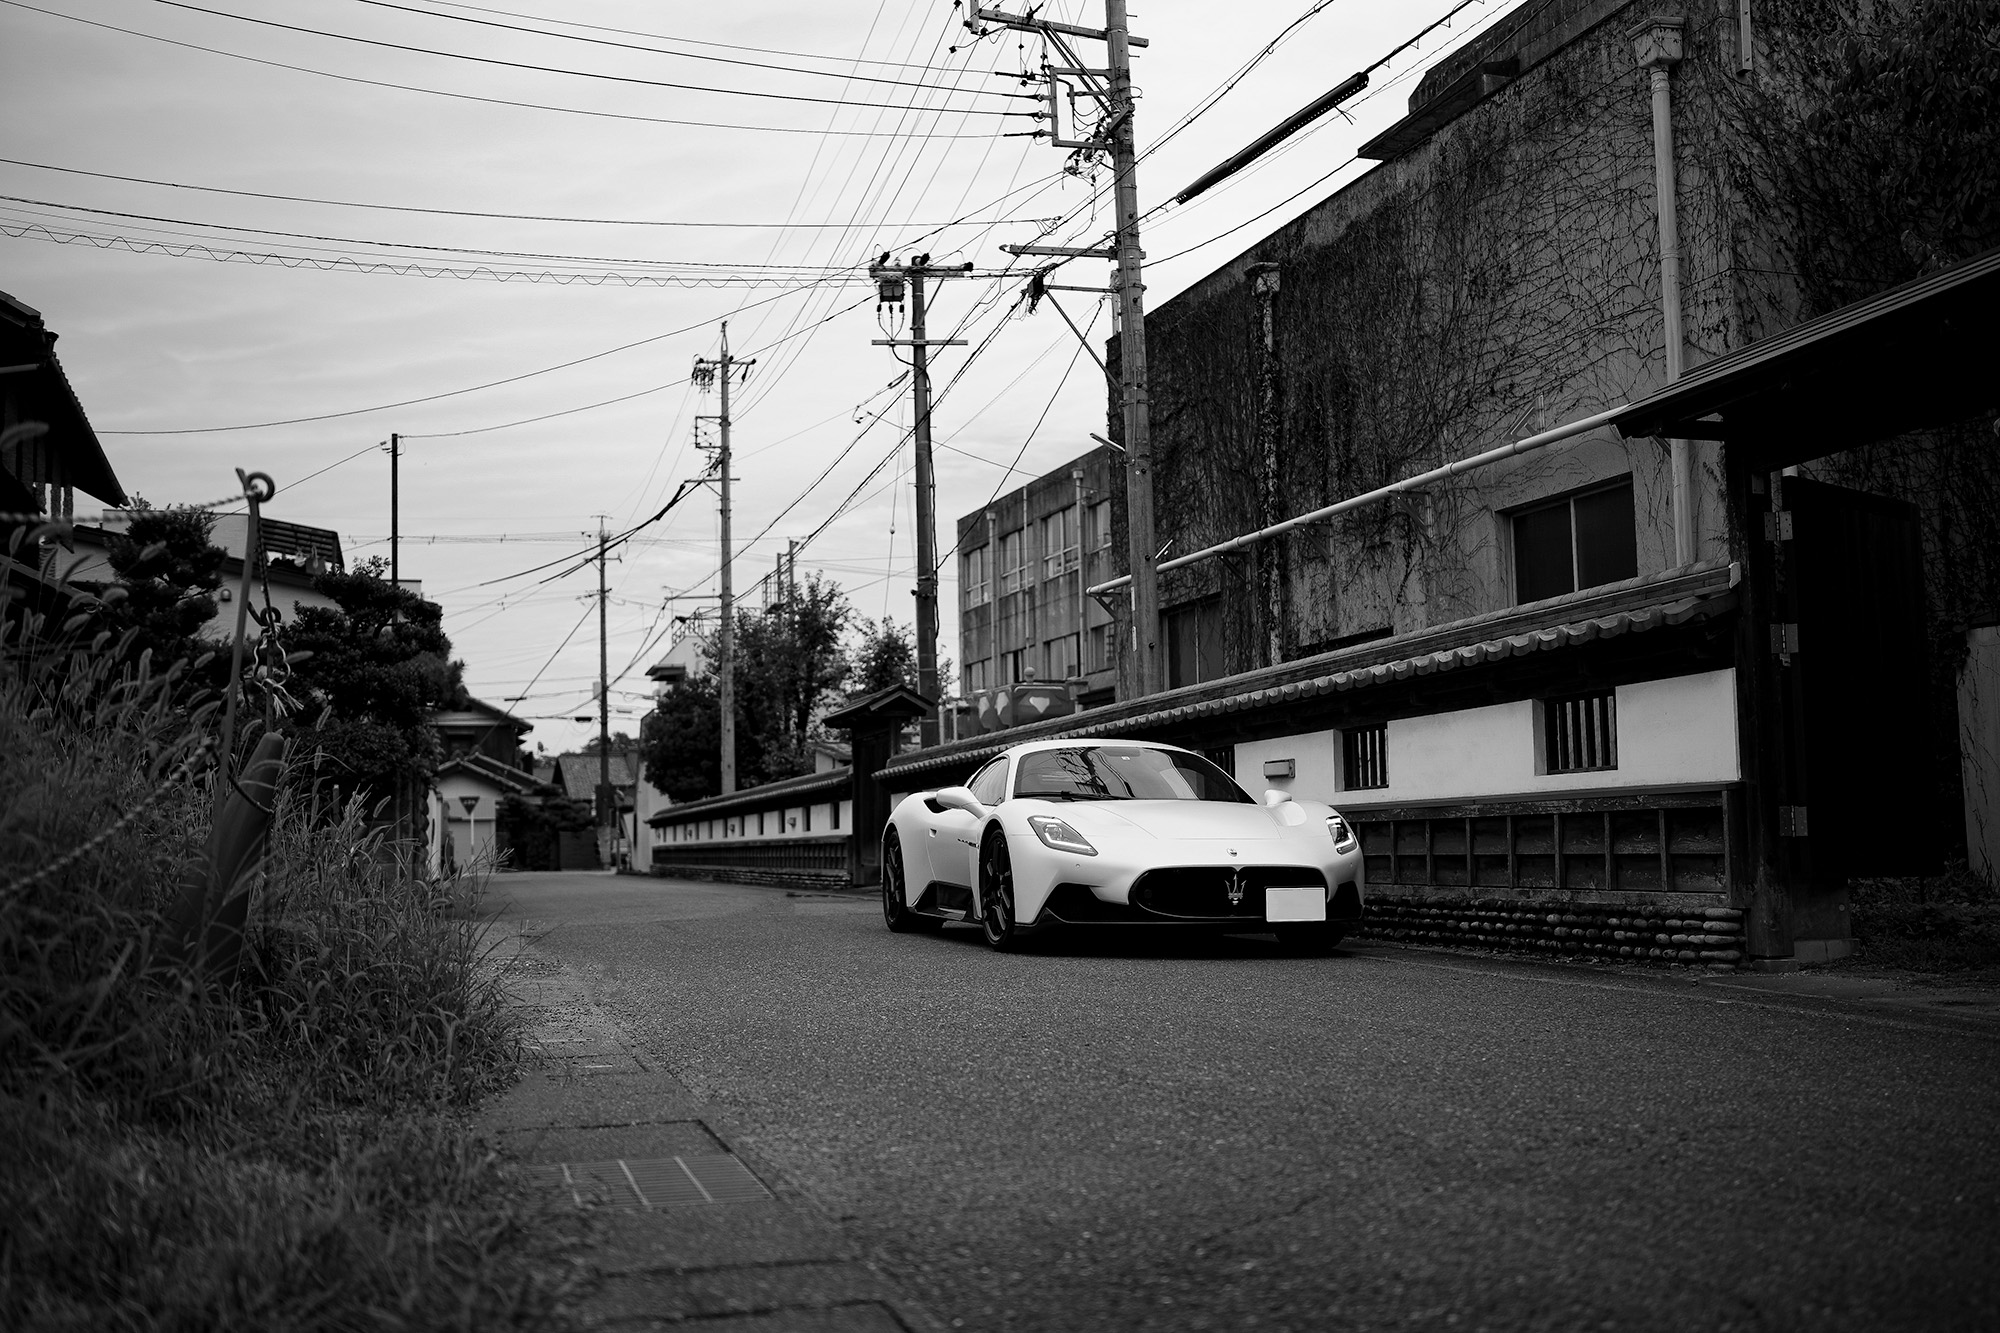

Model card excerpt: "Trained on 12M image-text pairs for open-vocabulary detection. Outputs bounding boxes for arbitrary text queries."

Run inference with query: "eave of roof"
[436,752,544,795]
[648,765,852,825]
[1613,244,2000,451]
[878,562,1738,784]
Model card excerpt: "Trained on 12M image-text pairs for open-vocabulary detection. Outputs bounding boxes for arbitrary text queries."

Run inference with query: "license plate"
[1265,886,1326,922]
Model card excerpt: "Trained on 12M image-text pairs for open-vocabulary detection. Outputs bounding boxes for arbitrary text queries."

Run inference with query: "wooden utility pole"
[694,326,754,792]
[388,432,400,586]
[870,254,971,746]
[596,518,612,864]
[982,2,1163,696]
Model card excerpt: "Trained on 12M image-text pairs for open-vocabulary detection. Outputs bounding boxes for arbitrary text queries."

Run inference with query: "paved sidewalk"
[477,932,937,1332]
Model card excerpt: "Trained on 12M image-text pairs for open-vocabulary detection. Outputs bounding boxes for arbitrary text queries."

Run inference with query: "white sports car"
[880,738,1365,952]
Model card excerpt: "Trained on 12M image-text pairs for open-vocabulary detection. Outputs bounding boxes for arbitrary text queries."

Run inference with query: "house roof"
[648,765,852,826]
[432,695,531,734]
[436,751,544,796]
[553,752,635,795]
[0,289,126,507]
[1612,244,2000,464]
[878,560,1739,784]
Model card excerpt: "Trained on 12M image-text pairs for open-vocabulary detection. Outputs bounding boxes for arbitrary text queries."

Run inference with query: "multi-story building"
[955,444,1120,716]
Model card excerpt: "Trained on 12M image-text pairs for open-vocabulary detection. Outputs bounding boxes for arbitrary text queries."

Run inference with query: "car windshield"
[1012,746,1253,803]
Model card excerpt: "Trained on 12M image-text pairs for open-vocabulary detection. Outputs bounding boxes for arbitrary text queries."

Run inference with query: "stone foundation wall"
[1357,897,1748,970]
[646,863,849,891]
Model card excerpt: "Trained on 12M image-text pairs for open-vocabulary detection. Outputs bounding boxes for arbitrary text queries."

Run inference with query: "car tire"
[881,831,940,933]
[979,832,1022,952]
[1276,923,1346,956]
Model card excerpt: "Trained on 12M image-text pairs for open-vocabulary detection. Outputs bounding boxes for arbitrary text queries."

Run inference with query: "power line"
[414,0,983,74]
[145,0,1035,114]
[0,157,1053,231]
[1,217,859,287]
[0,195,871,271]
[0,0,1026,138]
[341,0,1031,97]
[93,285,818,435]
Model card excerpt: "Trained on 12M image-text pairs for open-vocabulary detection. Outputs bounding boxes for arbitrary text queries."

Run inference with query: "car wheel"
[1276,923,1346,956]
[979,832,1021,952]
[881,831,939,933]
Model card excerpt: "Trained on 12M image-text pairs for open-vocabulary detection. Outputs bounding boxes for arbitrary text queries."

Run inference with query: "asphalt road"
[489,871,2000,1332]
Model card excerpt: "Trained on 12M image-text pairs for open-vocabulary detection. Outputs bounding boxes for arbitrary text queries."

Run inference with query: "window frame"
[1510,475,1638,605]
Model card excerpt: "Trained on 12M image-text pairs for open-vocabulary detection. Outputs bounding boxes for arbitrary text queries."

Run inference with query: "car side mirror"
[1264,788,1293,807]
[934,786,987,817]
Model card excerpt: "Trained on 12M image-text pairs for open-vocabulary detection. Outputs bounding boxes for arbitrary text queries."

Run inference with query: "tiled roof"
[437,752,544,796]
[879,564,1737,783]
[554,753,634,794]
[647,766,851,826]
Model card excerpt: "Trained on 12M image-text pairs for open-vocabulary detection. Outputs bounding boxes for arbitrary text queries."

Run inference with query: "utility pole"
[870,254,971,746]
[388,432,400,586]
[979,1,1164,696]
[693,325,754,793]
[596,518,613,866]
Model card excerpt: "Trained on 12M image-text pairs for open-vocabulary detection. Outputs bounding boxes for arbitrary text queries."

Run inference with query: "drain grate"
[535,1155,770,1210]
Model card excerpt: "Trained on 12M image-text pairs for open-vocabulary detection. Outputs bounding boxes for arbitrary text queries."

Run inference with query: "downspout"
[1247,261,1284,667]
[1634,16,1694,567]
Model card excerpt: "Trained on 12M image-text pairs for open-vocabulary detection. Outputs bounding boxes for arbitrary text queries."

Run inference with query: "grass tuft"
[1,614,582,1330]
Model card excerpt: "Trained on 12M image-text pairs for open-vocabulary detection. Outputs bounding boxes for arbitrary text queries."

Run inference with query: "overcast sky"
[4,0,1513,753]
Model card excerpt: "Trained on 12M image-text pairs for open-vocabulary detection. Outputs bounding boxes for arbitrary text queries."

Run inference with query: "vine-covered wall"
[1111,0,1760,693]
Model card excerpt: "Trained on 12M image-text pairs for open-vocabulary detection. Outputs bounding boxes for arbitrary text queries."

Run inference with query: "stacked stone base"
[646,864,851,891]
[1356,897,1748,970]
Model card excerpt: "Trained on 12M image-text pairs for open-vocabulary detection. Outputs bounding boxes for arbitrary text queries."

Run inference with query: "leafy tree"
[93,506,229,673]
[850,616,918,694]
[639,672,721,802]
[282,557,463,807]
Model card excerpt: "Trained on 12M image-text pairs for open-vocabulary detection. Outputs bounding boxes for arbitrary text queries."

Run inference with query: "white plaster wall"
[1960,627,2000,887]
[435,771,500,868]
[1232,669,1740,809]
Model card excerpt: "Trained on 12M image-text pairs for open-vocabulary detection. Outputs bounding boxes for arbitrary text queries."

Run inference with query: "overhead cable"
[0,157,1051,230]
[145,0,1035,113]
[0,1,1023,138]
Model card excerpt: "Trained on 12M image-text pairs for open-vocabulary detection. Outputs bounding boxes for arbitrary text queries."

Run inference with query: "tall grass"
[0,606,580,1330]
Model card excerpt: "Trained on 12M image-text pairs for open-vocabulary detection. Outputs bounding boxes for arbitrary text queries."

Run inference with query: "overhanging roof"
[880,561,1738,784]
[1612,246,2000,464]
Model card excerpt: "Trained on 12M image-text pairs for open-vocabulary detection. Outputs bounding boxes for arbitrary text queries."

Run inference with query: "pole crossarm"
[1086,404,1633,596]
[970,7,1148,46]
[870,338,969,346]
[1003,242,1117,259]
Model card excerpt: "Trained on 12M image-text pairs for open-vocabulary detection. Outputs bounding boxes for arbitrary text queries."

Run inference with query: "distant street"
[489,871,2000,1331]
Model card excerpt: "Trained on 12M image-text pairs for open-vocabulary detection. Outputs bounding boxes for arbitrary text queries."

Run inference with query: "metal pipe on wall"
[1635,17,1695,567]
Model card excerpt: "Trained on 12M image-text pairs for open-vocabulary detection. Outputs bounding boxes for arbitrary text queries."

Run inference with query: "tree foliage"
[93,506,228,674]
[282,557,463,807]
[639,577,927,801]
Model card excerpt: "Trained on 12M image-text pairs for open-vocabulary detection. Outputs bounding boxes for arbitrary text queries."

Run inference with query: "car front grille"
[1129,866,1327,921]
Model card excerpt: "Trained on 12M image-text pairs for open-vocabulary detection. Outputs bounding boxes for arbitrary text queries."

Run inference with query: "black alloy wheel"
[979,832,1020,951]
[881,831,937,933]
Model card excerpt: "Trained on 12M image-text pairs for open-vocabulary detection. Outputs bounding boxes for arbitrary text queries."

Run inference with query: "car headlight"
[1326,813,1358,854]
[1026,814,1098,856]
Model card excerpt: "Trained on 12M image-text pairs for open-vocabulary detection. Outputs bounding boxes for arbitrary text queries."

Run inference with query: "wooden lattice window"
[1544,689,1618,773]
[1343,724,1389,790]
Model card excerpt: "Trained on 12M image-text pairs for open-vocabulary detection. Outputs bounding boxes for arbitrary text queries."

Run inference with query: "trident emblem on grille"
[1227,868,1246,906]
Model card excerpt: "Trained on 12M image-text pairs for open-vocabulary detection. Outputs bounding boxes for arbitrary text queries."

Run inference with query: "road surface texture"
[485,870,2000,1332]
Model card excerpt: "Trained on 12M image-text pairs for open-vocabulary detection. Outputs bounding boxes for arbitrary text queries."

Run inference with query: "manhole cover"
[535,1155,770,1209]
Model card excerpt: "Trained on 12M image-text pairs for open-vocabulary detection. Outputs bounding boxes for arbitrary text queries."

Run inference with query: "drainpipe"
[1247,261,1284,667]
[1634,16,1694,567]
